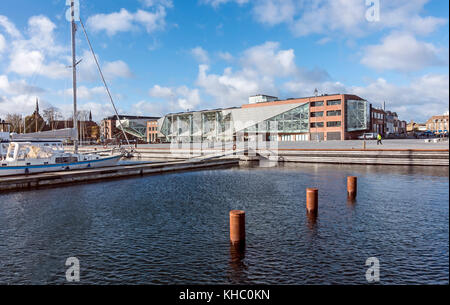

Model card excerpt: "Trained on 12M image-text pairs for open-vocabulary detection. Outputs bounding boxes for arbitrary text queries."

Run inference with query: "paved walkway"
[73,139,449,151]
[136,139,449,150]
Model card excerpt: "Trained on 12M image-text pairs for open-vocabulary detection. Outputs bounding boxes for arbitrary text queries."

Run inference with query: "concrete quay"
[274,149,449,166]
[0,158,238,192]
[69,142,449,166]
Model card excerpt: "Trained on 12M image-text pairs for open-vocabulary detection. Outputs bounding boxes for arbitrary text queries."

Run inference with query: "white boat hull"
[0,155,122,176]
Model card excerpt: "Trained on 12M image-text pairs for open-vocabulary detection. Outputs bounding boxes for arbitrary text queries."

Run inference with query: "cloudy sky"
[0,0,448,122]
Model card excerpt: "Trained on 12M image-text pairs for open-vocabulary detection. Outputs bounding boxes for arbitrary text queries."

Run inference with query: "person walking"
[377,133,383,145]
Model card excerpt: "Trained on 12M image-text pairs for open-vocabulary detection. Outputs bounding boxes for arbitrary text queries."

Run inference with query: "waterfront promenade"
[89,139,449,150]
[1,139,446,192]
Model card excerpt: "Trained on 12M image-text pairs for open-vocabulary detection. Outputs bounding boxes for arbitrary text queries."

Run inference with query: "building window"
[311,111,323,117]
[327,99,341,106]
[310,101,324,107]
[326,121,341,127]
[310,122,324,128]
[327,110,341,116]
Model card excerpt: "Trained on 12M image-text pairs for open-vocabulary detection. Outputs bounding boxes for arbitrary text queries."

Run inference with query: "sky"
[0,0,448,123]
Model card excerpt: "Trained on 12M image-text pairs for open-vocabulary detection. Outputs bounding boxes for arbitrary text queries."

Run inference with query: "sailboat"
[0,1,123,176]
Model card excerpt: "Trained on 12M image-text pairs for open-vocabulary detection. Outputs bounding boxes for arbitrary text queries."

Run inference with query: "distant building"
[51,119,99,142]
[0,119,11,133]
[426,114,449,134]
[101,115,160,144]
[147,120,159,143]
[398,120,407,135]
[370,107,386,136]
[158,94,375,142]
[385,111,399,135]
[24,99,46,133]
[407,120,426,134]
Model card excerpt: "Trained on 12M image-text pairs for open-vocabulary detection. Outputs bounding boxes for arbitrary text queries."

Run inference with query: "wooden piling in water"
[306,188,318,214]
[229,210,245,246]
[347,176,357,199]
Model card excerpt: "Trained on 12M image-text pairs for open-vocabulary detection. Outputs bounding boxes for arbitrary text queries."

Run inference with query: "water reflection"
[228,243,247,284]
[347,197,357,207]
[306,212,317,230]
[0,164,447,284]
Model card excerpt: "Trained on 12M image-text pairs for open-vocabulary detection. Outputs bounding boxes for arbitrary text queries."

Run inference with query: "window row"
[310,110,341,117]
[372,112,385,120]
[310,99,342,107]
[310,121,341,128]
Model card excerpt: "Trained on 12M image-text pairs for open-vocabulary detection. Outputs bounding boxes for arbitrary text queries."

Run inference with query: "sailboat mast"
[71,0,78,153]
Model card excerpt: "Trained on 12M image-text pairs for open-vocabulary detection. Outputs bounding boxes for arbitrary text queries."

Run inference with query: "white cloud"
[0,74,45,95]
[0,33,5,53]
[282,73,449,122]
[27,15,59,53]
[201,0,249,8]
[206,0,447,38]
[190,46,210,63]
[241,41,298,77]
[377,1,447,36]
[134,7,167,33]
[148,84,201,112]
[87,7,168,36]
[252,0,296,26]
[149,84,174,98]
[140,0,173,8]
[103,60,133,80]
[130,100,168,117]
[0,94,51,118]
[59,86,106,100]
[7,49,70,79]
[56,101,117,122]
[350,74,449,121]
[195,42,326,107]
[217,51,233,62]
[4,15,69,80]
[0,15,22,38]
[87,9,135,36]
[197,64,272,107]
[76,50,133,83]
[361,32,446,72]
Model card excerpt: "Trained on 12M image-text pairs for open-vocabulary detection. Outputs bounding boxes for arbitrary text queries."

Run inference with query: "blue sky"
[0,0,448,122]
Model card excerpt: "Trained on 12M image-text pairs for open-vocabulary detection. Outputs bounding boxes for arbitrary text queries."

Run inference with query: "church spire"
[89,110,92,121]
[35,97,39,114]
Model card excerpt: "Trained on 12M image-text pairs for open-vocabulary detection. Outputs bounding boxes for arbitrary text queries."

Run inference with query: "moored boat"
[0,142,121,176]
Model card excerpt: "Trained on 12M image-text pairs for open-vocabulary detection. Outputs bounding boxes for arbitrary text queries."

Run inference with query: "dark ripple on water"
[0,164,448,284]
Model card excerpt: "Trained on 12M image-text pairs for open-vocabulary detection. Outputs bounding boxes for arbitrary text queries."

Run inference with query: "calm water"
[0,164,448,284]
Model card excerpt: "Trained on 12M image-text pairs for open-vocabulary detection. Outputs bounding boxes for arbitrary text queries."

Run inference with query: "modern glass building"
[158,94,371,142]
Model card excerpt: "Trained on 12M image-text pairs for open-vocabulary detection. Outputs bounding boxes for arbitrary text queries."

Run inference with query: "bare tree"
[42,107,63,130]
[5,114,23,133]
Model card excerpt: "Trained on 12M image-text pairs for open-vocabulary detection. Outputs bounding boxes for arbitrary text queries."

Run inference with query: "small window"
[326,121,341,127]
[326,99,341,106]
[311,111,323,117]
[310,101,324,107]
[310,122,324,128]
[2,164,7,167]
[44,162,49,165]
[327,110,341,116]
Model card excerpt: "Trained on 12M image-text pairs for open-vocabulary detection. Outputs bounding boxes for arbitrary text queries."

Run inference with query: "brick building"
[426,114,449,134]
[147,120,159,143]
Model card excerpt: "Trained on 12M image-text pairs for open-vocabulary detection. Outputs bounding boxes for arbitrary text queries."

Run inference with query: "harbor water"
[0,163,448,284]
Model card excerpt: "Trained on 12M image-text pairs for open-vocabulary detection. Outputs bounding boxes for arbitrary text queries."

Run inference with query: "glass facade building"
[158,94,372,142]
